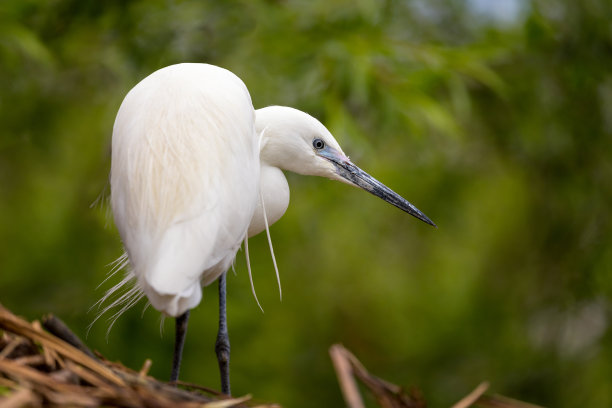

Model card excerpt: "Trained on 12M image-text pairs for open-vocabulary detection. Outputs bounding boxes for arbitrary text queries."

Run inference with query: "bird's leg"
[215,272,231,395]
[170,310,190,383]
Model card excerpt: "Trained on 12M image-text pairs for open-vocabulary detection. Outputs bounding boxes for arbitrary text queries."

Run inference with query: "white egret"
[109,63,434,395]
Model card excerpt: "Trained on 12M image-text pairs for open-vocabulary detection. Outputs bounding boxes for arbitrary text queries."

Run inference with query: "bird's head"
[255,106,435,227]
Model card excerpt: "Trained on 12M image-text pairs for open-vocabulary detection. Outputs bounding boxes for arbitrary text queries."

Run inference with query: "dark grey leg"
[215,272,231,395]
[170,310,190,383]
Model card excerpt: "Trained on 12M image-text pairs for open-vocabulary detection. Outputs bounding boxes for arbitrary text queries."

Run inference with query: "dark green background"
[1,1,611,406]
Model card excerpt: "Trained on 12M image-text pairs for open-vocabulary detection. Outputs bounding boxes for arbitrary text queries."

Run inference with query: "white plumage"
[111,63,259,317]
[107,62,434,389]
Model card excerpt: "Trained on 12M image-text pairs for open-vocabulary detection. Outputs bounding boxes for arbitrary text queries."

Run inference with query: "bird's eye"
[313,138,326,150]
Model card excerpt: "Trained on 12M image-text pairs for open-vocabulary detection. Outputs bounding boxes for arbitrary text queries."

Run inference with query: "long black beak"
[321,148,436,227]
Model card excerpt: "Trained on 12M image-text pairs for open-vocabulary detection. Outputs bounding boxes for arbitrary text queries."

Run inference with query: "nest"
[0,304,541,408]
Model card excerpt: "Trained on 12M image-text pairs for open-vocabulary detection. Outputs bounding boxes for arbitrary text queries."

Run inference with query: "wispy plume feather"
[89,253,147,339]
[244,236,264,313]
[261,195,282,300]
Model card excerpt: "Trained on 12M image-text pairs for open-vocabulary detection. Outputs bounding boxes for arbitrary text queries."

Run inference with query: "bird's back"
[111,63,260,317]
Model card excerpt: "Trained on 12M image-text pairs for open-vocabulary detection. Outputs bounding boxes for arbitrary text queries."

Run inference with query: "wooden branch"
[329,344,424,408]
[0,304,125,387]
[0,303,266,407]
[41,314,96,359]
[451,382,489,408]
[330,344,365,408]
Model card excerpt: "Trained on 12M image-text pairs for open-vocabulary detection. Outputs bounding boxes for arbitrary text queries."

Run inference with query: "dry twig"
[330,344,425,408]
[329,344,543,408]
[0,304,268,408]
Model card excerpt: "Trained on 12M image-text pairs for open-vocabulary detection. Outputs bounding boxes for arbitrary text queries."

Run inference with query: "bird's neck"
[247,164,290,237]
[255,107,312,175]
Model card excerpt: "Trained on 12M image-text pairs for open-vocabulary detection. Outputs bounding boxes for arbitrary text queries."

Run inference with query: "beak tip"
[421,216,437,228]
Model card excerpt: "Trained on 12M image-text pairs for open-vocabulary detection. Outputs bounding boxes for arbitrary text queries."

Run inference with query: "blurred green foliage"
[1,0,611,406]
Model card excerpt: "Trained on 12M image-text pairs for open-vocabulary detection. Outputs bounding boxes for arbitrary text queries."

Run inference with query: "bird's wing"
[111,64,260,316]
